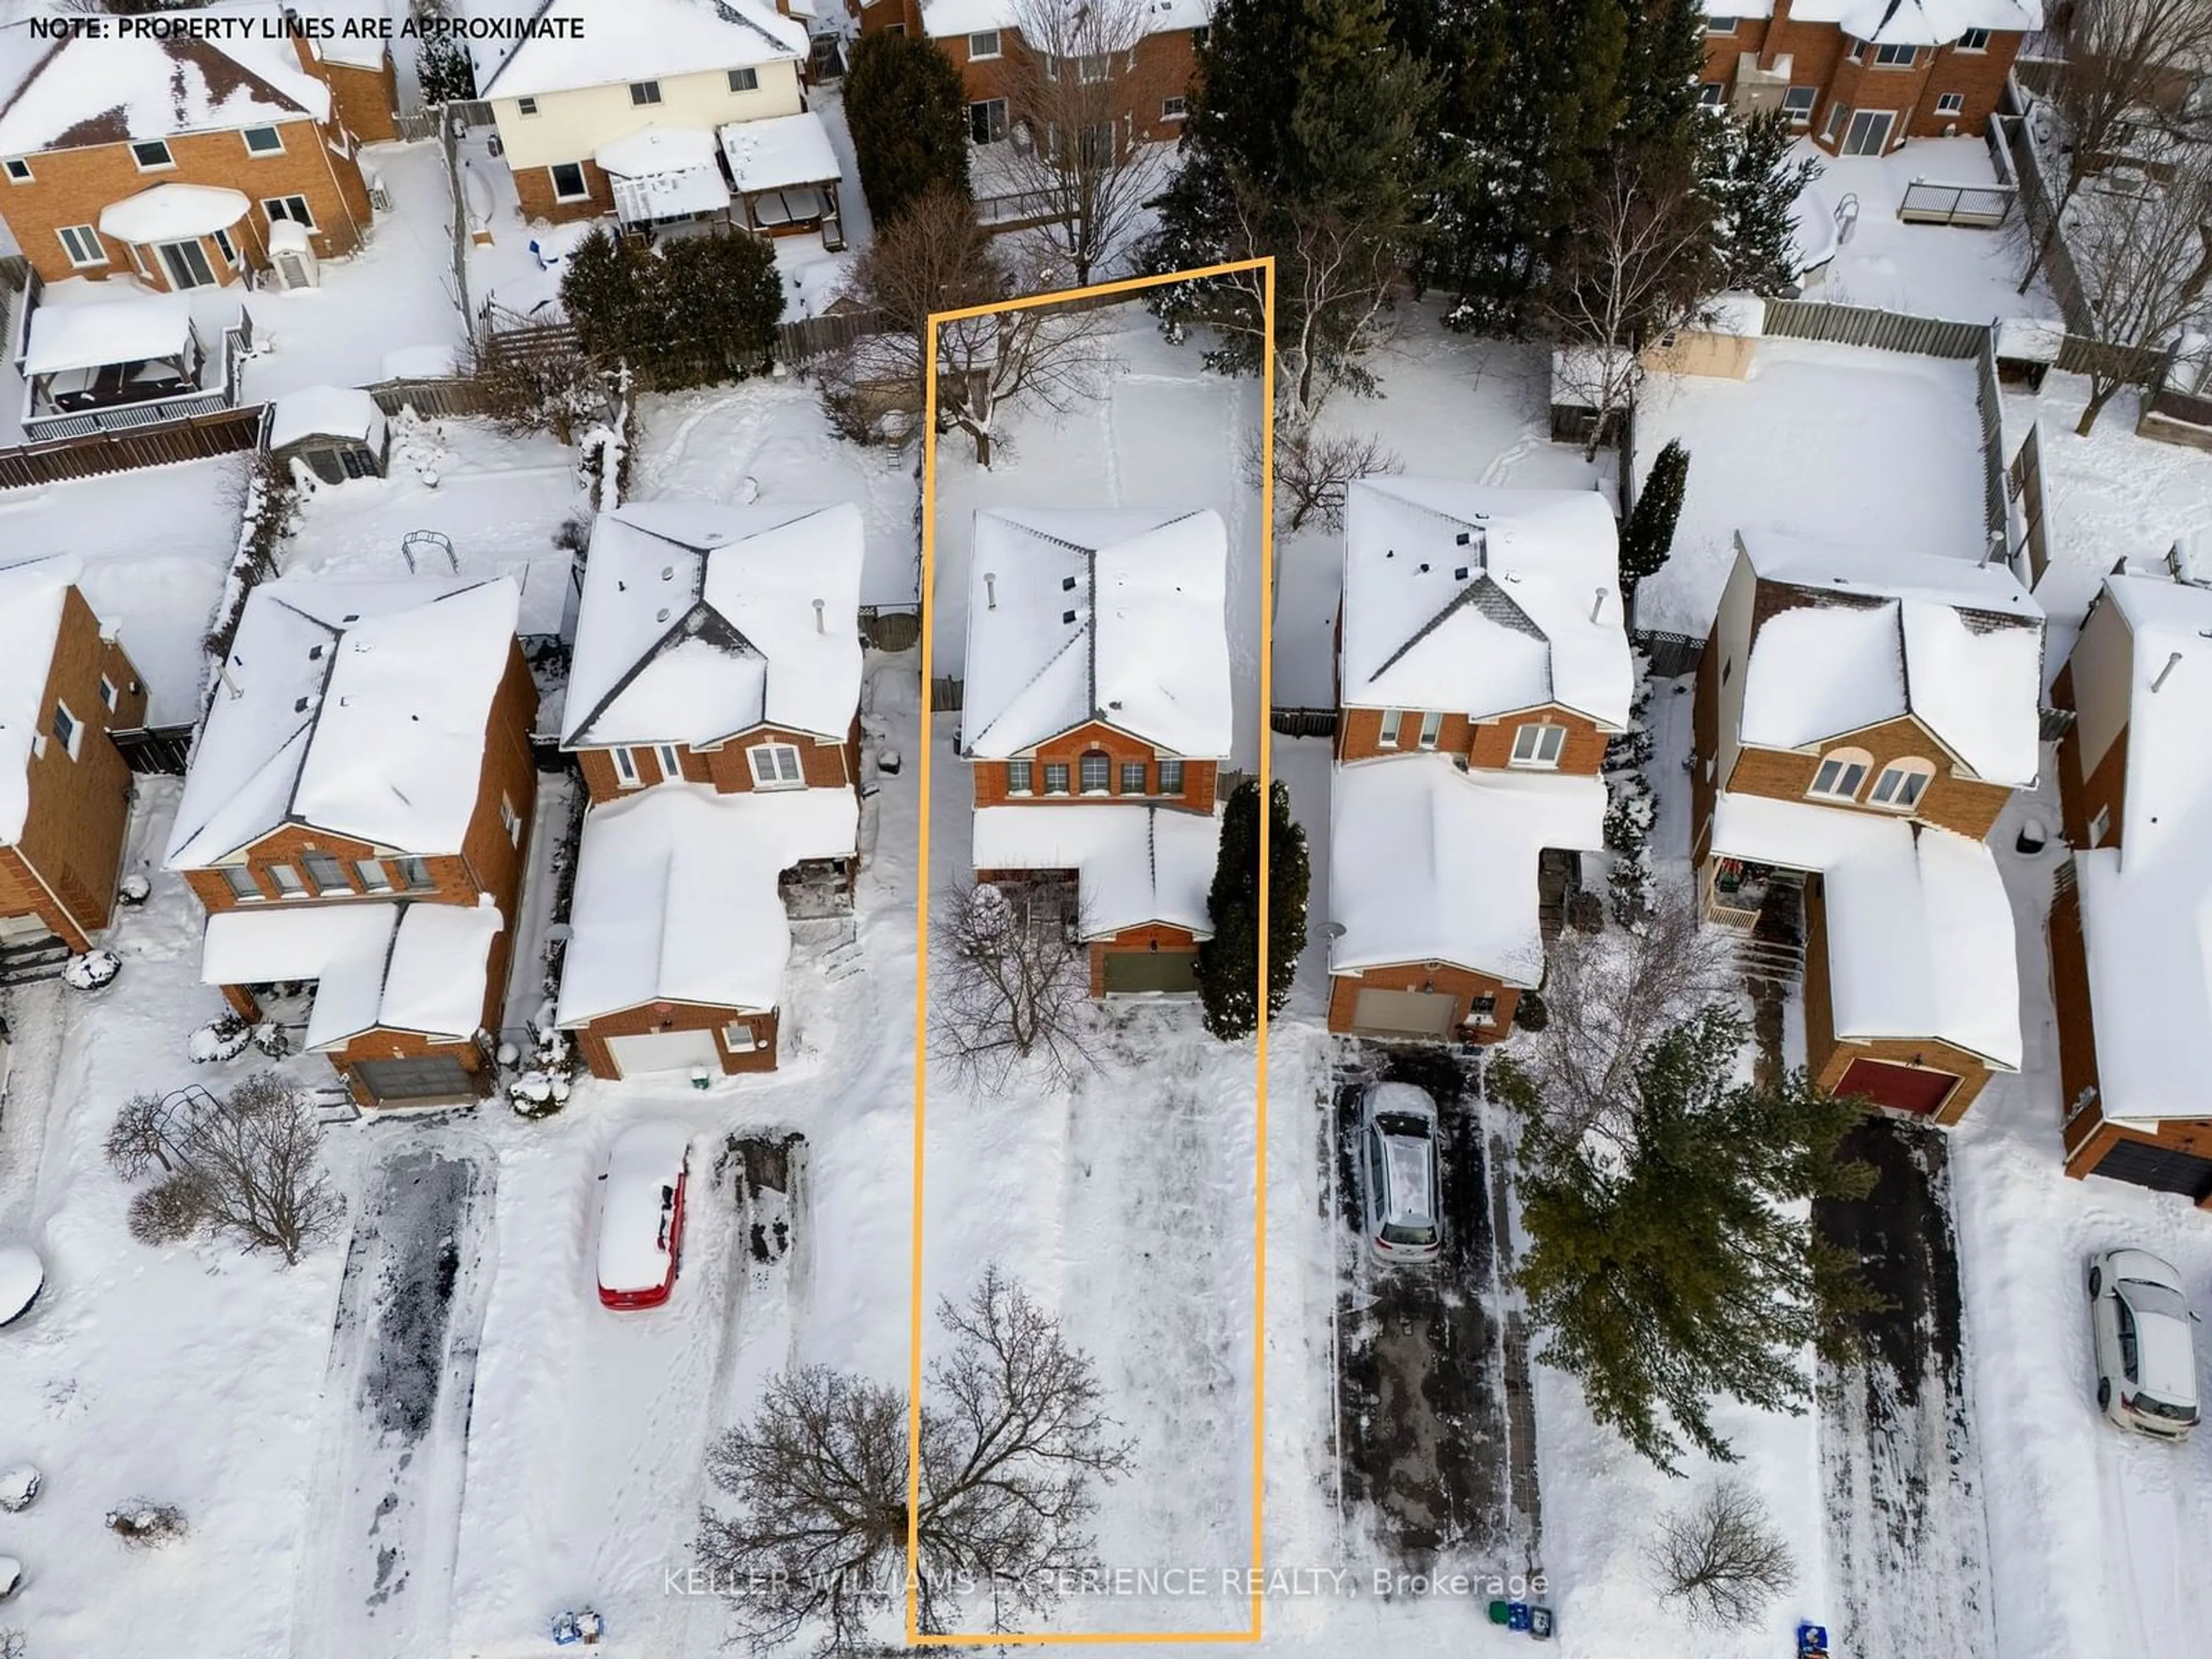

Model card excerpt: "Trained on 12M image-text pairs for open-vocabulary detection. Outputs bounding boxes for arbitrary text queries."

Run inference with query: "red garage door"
[1837,1057,1959,1117]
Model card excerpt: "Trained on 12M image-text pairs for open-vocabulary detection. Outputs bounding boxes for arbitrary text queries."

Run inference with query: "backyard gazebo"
[719,112,843,247]
[19,294,205,419]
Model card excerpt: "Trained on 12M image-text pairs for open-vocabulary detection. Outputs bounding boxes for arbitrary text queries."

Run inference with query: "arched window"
[1808,746,1873,802]
[1868,757,1936,811]
[1078,749,1111,794]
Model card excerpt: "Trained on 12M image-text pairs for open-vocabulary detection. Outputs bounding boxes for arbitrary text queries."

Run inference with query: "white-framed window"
[1934,91,1965,115]
[1698,81,1726,107]
[1868,759,1934,810]
[1377,708,1405,749]
[728,67,759,92]
[221,865,263,901]
[1782,85,1818,123]
[1158,759,1184,796]
[1468,994,1498,1027]
[630,80,662,105]
[1162,94,1186,120]
[354,857,394,893]
[654,743,682,781]
[268,861,307,897]
[212,226,238,264]
[1043,762,1071,794]
[130,139,173,171]
[517,96,540,116]
[393,856,434,892]
[548,163,590,203]
[1706,15,1738,33]
[967,28,1001,58]
[748,743,805,789]
[2088,804,2112,847]
[1823,101,1853,144]
[969,97,1009,144]
[501,793,523,844]
[263,194,316,229]
[722,1020,760,1052]
[1510,722,1567,768]
[1120,760,1147,794]
[51,700,79,759]
[1957,25,1990,50]
[1079,751,1112,794]
[1418,710,1444,750]
[302,851,349,893]
[1192,25,1208,49]
[3,157,30,183]
[1078,51,1109,82]
[612,745,641,787]
[1873,41,1916,66]
[99,675,119,711]
[1005,760,1033,796]
[56,224,104,267]
[1808,747,1873,801]
[242,125,283,156]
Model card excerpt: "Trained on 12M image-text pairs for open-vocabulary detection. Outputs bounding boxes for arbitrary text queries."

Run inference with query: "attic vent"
[661,566,675,581]
[1455,531,1470,546]
[1454,566,1470,581]
[352,640,372,653]
[308,644,325,660]
[342,613,359,622]
[1418,563,1430,574]
[1384,548,1396,558]
[657,607,671,623]
[294,696,312,713]
[1062,610,1078,625]
[1062,575,1078,592]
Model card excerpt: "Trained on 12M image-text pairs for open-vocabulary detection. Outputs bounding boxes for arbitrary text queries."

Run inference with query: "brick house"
[472,0,810,226]
[2047,563,2212,1202]
[1697,0,2040,153]
[1692,533,2044,1121]
[165,578,536,1111]
[1326,480,1627,1041]
[0,10,389,291]
[556,501,864,1079]
[0,558,147,958]
[961,505,1232,997]
[854,0,1205,154]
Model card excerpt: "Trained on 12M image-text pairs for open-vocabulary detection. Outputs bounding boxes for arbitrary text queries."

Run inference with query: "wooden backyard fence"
[0,407,264,491]
[1762,299,1988,359]
[1632,630,1706,679]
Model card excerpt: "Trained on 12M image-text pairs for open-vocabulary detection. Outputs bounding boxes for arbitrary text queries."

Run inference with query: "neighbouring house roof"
[555,782,858,1025]
[268,385,389,452]
[919,0,1212,39]
[1737,533,2045,787]
[1692,0,2042,43]
[165,578,522,868]
[719,110,840,193]
[1338,479,1633,730]
[1710,792,2021,1069]
[0,27,327,154]
[199,899,503,1049]
[0,555,84,845]
[2070,574,2212,1122]
[21,294,196,377]
[564,500,864,749]
[1328,755,1607,988]
[97,183,251,245]
[970,802,1222,940]
[961,506,1233,761]
[472,0,805,101]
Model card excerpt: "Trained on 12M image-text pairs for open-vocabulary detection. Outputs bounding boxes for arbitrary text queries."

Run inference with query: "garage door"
[607,1028,722,1078]
[1353,988,1460,1037]
[1836,1057,1958,1116]
[351,1055,474,1105]
[1101,950,1199,995]
[2092,1138,2212,1203]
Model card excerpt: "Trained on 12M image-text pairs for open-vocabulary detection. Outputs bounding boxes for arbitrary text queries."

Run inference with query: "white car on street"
[2088,1248,2202,1440]
[1358,1082,1442,1266]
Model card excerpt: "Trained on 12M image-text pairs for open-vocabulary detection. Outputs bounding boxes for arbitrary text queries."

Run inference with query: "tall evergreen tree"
[1705,111,1821,294]
[1499,1007,1880,1474]
[843,31,971,228]
[1620,439,1690,607]
[1195,779,1311,1041]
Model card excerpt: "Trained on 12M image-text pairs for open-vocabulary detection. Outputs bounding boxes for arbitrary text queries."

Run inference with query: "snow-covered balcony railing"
[17,296,253,441]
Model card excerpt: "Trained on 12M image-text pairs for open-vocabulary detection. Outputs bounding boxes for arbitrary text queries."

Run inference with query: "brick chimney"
[1763,0,1792,73]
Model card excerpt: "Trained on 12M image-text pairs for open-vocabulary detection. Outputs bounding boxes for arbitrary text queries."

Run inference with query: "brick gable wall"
[1719,713,2014,842]
[971,720,1219,812]
[1324,961,1518,1044]
[1336,703,1611,775]
[1698,11,2023,149]
[575,719,858,805]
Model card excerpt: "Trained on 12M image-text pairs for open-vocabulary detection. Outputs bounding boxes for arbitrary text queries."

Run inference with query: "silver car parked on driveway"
[1358,1082,1442,1266]
[2088,1248,2201,1440]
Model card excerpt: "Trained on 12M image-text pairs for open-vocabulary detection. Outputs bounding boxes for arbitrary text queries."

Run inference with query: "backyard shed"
[267,386,391,484]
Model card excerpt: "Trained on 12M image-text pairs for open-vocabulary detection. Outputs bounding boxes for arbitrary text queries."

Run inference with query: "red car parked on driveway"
[596,1123,692,1310]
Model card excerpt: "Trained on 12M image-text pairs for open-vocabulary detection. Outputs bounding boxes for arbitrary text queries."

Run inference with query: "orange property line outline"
[908,257,1278,1646]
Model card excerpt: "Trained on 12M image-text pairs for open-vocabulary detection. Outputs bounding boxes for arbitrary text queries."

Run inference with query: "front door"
[158,238,216,290]
[1842,108,1895,156]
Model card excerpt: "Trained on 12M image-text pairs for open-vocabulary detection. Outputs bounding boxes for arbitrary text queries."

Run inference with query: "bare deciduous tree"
[994,0,1172,286]
[1245,422,1403,535]
[932,880,1100,1090]
[1515,891,1737,1149]
[2021,0,2212,290]
[818,187,1112,465]
[104,1074,342,1264]
[464,334,608,445]
[2065,159,2212,430]
[698,1265,1132,1650]
[1543,147,1720,462]
[1647,1480,1797,1628]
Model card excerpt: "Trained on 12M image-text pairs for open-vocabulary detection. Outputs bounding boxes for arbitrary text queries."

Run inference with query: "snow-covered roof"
[1710,793,2020,1067]
[919,0,1211,39]
[1695,0,2041,43]
[1702,293,1766,338]
[565,501,864,749]
[556,782,857,1025]
[2071,575,2212,1120]
[473,0,804,101]
[0,556,83,845]
[21,294,195,377]
[1329,755,1607,987]
[719,111,840,192]
[0,28,327,154]
[199,900,502,1048]
[268,385,388,451]
[166,578,522,868]
[971,802,1221,939]
[97,184,251,245]
[1339,478,1633,729]
[594,123,718,176]
[961,507,1233,760]
[1994,316,2066,363]
[1738,534,2044,787]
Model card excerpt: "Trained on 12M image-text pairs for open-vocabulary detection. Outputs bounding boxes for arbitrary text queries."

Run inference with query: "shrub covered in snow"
[251,1022,291,1060]
[0,1465,39,1513]
[105,1501,186,1548]
[116,874,151,907]
[508,1015,577,1118]
[62,950,120,992]
[188,1013,253,1065]
[0,1560,18,1603]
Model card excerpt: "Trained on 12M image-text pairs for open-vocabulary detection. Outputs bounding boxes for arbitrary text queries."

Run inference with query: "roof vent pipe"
[2152,650,2185,692]
[813,598,826,634]
[985,573,998,611]
[1591,586,1608,623]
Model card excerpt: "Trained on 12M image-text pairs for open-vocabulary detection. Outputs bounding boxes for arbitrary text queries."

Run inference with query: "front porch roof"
[971,801,1221,940]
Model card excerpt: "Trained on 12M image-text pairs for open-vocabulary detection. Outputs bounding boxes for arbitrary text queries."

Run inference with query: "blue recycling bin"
[1508,1601,1532,1631]
[1797,1622,1829,1656]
